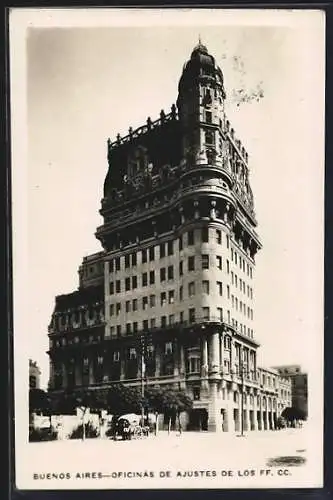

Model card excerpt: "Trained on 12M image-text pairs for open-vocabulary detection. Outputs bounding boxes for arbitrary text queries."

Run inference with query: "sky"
[11,9,325,390]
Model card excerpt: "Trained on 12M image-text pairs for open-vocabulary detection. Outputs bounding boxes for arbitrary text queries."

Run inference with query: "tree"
[281,406,307,427]
[145,387,193,434]
[105,383,142,417]
[52,389,101,441]
[29,388,52,426]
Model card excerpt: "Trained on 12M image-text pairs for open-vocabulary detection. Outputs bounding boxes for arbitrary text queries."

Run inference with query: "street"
[16,424,322,490]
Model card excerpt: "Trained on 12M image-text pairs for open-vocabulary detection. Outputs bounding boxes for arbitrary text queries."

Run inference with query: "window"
[110,304,114,316]
[205,131,214,145]
[169,314,175,325]
[129,348,137,360]
[113,351,120,362]
[125,277,131,291]
[227,285,230,299]
[189,308,196,323]
[193,386,201,400]
[132,299,138,311]
[161,316,167,327]
[125,254,130,268]
[227,260,230,273]
[142,272,148,287]
[109,282,114,295]
[149,246,155,261]
[168,290,175,304]
[132,276,137,289]
[201,227,209,243]
[226,235,229,249]
[205,110,212,123]
[179,286,183,301]
[235,275,238,287]
[202,280,210,294]
[179,261,183,276]
[150,318,156,329]
[180,311,184,323]
[131,252,137,267]
[116,303,121,315]
[142,249,147,263]
[143,319,149,331]
[109,260,114,273]
[165,342,173,355]
[126,323,131,335]
[116,280,121,293]
[133,322,138,333]
[188,230,194,245]
[239,256,242,269]
[168,265,174,280]
[115,257,121,271]
[216,229,222,244]
[217,281,223,296]
[142,296,148,310]
[116,325,121,337]
[188,282,195,297]
[149,270,155,285]
[202,255,209,269]
[150,295,156,308]
[167,240,174,256]
[202,307,210,320]
[179,236,183,251]
[234,252,238,265]
[161,292,167,307]
[216,256,222,270]
[217,307,223,321]
[160,268,166,282]
[125,301,131,313]
[160,243,165,258]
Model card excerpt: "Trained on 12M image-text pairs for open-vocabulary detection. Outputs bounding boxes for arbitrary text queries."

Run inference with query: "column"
[253,395,258,431]
[155,344,161,377]
[120,350,125,381]
[75,360,82,387]
[219,334,224,373]
[62,362,68,389]
[89,358,94,385]
[179,344,186,390]
[201,336,209,392]
[209,332,220,375]
[201,336,208,373]
[244,405,250,432]
[173,340,179,377]
[207,382,222,432]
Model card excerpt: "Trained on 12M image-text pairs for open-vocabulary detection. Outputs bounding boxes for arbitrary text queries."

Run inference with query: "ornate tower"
[177,40,226,168]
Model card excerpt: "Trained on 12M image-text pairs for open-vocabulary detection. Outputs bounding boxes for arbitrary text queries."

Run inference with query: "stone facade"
[47,42,292,431]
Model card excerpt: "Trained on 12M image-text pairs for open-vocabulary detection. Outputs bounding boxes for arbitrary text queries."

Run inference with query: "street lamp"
[139,332,152,428]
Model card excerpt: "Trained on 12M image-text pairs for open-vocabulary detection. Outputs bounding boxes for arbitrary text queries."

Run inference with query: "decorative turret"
[177,41,226,164]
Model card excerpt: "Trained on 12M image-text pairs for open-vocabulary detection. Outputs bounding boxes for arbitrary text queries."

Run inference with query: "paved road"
[17,426,322,490]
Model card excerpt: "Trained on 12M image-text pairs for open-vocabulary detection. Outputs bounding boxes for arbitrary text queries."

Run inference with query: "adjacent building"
[47,42,292,432]
[29,359,41,389]
[274,365,308,418]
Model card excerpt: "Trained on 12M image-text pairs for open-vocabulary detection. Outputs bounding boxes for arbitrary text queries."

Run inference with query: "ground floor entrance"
[187,409,208,431]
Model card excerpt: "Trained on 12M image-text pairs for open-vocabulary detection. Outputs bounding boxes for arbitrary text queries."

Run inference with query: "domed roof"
[178,41,224,93]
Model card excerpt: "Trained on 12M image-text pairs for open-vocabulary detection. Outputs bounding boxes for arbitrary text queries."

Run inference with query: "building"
[47,42,292,432]
[29,359,41,389]
[273,365,308,418]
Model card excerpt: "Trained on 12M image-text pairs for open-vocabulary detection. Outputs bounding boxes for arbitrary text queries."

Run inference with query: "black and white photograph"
[10,8,325,490]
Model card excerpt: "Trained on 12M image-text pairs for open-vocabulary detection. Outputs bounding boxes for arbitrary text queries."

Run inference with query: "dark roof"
[54,285,104,312]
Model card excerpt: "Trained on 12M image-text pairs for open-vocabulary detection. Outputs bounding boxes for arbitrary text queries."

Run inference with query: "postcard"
[10,7,325,490]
